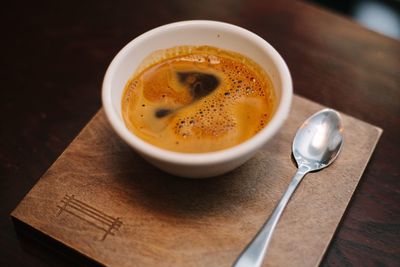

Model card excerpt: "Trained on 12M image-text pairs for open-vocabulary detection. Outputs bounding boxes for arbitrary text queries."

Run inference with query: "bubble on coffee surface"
[121,45,276,153]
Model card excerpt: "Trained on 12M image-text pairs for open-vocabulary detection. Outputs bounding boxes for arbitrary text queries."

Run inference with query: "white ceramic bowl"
[102,20,292,178]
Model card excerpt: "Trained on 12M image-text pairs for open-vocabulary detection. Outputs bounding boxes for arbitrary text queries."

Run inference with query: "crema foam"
[122,46,276,153]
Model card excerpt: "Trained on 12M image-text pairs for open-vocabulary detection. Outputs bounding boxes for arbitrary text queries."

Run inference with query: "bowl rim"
[102,20,292,166]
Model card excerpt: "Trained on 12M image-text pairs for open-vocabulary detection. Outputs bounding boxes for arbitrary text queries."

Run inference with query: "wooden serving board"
[12,95,382,267]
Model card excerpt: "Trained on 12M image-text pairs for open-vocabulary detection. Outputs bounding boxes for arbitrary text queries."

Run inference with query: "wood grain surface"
[1,0,399,266]
[12,96,381,267]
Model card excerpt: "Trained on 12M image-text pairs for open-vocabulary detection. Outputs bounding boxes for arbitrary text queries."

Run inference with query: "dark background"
[1,0,399,266]
[310,0,400,39]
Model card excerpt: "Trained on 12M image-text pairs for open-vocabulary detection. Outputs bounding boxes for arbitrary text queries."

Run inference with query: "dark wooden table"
[1,0,399,266]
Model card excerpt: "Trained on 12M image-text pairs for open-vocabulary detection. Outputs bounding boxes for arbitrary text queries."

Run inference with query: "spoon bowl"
[293,109,344,172]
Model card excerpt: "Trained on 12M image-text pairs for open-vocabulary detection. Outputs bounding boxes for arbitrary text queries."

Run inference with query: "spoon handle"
[233,165,309,267]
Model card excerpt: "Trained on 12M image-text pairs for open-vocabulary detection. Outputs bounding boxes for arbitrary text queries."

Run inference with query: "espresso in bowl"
[121,45,276,153]
[102,21,292,178]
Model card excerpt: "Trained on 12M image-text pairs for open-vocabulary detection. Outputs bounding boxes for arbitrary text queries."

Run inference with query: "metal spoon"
[233,108,344,267]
